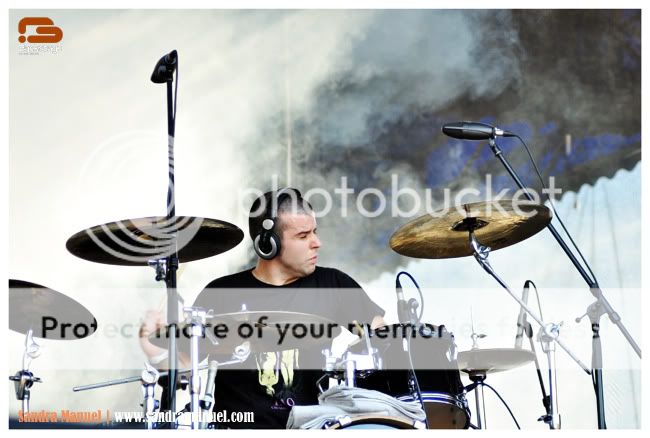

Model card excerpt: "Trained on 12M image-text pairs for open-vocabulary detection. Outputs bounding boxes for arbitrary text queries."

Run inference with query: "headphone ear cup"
[254,230,281,260]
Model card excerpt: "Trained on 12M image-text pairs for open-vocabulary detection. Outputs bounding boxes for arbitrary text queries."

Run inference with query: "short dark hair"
[248,189,314,241]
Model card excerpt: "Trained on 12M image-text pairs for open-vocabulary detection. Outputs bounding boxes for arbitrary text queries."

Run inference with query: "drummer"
[139,188,385,428]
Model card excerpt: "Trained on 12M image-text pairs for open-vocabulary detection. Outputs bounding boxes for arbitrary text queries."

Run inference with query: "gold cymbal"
[390,200,551,259]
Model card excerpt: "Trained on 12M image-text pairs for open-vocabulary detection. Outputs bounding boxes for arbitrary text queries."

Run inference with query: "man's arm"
[138,309,191,369]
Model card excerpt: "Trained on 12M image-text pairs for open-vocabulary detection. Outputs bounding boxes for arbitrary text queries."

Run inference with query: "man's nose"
[311,234,321,249]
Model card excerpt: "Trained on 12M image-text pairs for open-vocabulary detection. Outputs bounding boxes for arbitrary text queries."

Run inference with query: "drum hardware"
[200,360,219,429]
[72,347,250,428]
[467,227,588,430]
[63,51,247,424]
[470,332,486,350]
[182,306,215,430]
[463,320,487,428]
[321,347,382,389]
[355,324,469,429]
[66,214,242,424]
[9,280,97,414]
[478,130,640,428]
[141,362,160,430]
[9,329,42,414]
[324,414,425,429]
[458,346,537,429]
[148,259,167,282]
[517,282,552,422]
[322,324,382,389]
[389,201,593,429]
[537,323,562,429]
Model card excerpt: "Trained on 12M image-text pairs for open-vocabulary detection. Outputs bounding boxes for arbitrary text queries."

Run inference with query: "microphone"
[515,281,531,349]
[396,275,410,325]
[151,50,178,83]
[442,121,514,140]
[203,360,218,408]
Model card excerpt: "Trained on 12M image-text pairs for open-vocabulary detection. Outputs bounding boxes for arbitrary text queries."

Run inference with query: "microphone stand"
[149,51,180,428]
[487,136,641,429]
[9,330,42,415]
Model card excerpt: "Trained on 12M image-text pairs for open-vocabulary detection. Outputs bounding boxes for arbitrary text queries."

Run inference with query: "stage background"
[8,10,641,429]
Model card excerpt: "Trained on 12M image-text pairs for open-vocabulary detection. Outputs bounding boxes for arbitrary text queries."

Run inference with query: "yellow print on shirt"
[256,350,299,396]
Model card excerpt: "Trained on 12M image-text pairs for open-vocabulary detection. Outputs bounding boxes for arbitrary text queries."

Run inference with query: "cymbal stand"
[488,135,641,428]
[182,306,214,429]
[141,362,160,430]
[467,370,487,429]
[466,321,487,428]
[9,329,42,414]
[538,324,561,429]
[465,225,591,429]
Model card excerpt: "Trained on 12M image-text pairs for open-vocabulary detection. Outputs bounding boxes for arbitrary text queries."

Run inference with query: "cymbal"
[148,311,336,356]
[66,216,244,266]
[9,279,97,340]
[390,200,551,259]
[457,348,536,374]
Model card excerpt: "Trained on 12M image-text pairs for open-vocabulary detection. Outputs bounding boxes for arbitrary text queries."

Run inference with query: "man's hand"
[138,310,191,369]
[139,310,165,340]
[139,310,168,364]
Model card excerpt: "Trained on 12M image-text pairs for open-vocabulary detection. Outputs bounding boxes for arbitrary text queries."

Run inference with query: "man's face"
[277,212,321,277]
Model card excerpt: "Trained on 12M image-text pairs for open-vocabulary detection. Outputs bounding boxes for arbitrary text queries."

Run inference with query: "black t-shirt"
[192,266,384,429]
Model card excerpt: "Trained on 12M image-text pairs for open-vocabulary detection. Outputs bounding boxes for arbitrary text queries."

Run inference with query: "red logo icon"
[18,17,63,44]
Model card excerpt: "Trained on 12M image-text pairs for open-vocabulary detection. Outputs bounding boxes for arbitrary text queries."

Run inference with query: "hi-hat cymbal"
[390,200,551,259]
[66,216,244,266]
[148,311,336,356]
[9,279,97,340]
[458,348,536,374]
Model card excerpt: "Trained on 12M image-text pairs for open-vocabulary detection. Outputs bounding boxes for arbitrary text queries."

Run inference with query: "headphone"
[253,188,302,260]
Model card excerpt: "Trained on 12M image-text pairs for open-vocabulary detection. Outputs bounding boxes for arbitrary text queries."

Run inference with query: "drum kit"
[10,197,575,430]
[9,50,640,430]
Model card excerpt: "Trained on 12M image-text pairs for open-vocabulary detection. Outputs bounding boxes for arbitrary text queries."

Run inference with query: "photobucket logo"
[239,174,562,220]
[73,216,204,265]
[72,130,204,264]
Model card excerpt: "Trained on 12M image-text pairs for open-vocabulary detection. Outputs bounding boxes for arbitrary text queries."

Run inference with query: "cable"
[480,382,521,429]
[406,329,429,429]
[396,271,428,427]
[396,271,424,322]
[513,134,599,286]
[526,280,544,321]
[523,280,550,413]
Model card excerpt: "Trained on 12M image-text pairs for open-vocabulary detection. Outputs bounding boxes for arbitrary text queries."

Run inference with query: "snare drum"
[355,323,470,429]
